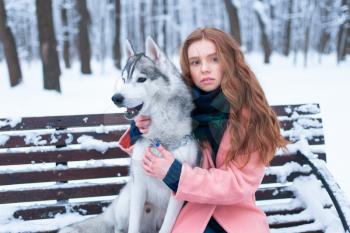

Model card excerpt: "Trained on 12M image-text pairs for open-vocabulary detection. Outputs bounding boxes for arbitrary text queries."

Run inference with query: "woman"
[119,28,287,233]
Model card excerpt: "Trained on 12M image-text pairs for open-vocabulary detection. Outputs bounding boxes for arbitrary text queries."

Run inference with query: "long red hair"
[180,28,288,166]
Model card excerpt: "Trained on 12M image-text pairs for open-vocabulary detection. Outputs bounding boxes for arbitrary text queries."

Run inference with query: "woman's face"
[187,39,223,92]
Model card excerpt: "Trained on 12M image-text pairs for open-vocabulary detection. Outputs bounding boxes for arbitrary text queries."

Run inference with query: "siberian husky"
[58,37,199,233]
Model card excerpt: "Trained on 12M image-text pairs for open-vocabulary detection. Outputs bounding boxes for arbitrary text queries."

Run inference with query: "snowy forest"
[0,0,349,92]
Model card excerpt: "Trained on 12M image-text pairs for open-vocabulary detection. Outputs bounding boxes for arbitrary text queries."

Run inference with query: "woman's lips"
[200,77,214,84]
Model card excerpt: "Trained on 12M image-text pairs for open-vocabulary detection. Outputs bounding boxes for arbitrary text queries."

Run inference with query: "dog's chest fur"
[130,138,198,204]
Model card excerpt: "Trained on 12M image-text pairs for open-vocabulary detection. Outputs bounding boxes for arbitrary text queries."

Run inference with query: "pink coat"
[118,127,270,233]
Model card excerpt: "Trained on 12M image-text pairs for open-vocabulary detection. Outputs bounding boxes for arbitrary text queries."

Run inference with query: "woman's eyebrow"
[188,52,217,60]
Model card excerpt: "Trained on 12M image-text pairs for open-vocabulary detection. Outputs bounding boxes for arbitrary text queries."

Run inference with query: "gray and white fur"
[58,37,199,233]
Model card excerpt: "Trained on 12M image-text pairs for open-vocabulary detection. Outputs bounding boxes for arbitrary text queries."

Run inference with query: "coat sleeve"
[118,128,134,155]
[174,151,265,205]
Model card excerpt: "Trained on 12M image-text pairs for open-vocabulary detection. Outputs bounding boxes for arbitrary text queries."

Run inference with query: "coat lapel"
[215,127,231,167]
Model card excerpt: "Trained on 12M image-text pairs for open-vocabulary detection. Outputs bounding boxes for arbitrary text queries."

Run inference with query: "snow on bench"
[0,104,349,233]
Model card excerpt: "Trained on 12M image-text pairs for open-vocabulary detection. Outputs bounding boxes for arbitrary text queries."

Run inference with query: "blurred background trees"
[0,0,349,91]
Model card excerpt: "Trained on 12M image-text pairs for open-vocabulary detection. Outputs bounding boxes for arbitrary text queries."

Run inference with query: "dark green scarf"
[191,86,230,164]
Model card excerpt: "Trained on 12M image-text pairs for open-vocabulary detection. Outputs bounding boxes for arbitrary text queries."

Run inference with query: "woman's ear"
[124,39,135,58]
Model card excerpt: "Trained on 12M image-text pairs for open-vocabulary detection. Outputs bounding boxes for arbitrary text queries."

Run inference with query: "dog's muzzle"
[111,94,144,120]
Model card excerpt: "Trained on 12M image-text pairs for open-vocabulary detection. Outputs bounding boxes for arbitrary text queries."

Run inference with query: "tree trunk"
[162,0,167,53]
[317,0,331,55]
[76,0,92,74]
[337,0,350,62]
[61,0,71,68]
[303,22,310,67]
[113,0,121,69]
[254,2,271,63]
[126,2,135,46]
[283,0,292,56]
[151,0,158,43]
[36,0,61,92]
[223,0,241,45]
[319,31,330,55]
[0,0,22,87]
[140,0,146,50]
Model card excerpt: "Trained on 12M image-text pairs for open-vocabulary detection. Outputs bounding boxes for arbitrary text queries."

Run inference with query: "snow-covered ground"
[0,52,349,224]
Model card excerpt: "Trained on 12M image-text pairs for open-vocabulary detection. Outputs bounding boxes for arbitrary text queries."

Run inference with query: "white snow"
[265,161,312,183]
[0,117,22,129]
[0,134,10,146]
[23,132,47,146]
[288,175,344,233]
[76,135,118,153]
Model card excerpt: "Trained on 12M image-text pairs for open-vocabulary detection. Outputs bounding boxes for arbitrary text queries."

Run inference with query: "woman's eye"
[137,77,147,83]
[190,60,200,66]
[211,57,218,62]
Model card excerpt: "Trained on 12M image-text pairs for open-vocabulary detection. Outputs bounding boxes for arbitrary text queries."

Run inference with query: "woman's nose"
[201,62,210,73]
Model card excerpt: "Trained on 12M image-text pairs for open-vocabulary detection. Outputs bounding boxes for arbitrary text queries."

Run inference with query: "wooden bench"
[0,103,349,233]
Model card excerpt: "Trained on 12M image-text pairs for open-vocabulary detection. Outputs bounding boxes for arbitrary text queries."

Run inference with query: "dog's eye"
[137,77,147,83]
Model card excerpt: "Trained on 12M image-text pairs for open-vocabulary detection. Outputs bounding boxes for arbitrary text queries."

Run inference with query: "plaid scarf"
[191,86,230,164]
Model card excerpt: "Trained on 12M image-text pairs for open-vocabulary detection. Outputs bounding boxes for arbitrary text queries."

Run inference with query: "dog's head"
[112,37,185,120]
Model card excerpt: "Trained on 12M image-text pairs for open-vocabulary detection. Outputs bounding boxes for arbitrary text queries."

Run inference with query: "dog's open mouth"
[125,103,143,120]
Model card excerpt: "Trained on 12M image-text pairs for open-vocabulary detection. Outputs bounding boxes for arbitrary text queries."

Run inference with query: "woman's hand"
[143,145,175,180]
[135,115,151,134]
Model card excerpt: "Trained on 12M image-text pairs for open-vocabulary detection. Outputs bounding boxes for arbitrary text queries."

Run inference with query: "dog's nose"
[112,94,124,105]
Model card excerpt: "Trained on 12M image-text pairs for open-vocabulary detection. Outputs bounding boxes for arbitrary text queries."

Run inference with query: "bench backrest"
[1,103,347,233]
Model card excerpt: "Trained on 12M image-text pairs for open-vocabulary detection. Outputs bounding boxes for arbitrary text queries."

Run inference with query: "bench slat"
[0,165,129,185]
[0,117,324,149]
[271,103,320,117]
[0,130,124,148]
[0,104,321,135]
[13,200,111,220]
[0,184,293,204]
[0,164,308,186]
[0,183,123,204]
[0,144,325,167]
[269,220,316,229]
[262,172,312,184]
[14,201,309,221]
[285,135,325,145]
[278,117,323,131]
[270,153,326,166]
[0,147,128,165]
[256,188,294,201]
[0,113,129,131]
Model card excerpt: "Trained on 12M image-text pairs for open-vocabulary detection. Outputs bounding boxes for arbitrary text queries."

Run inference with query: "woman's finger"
[142,160,154,176]
[146,147,158,158]
[143,164,153,175]
[144,149,151,160]
[140,128,149,134]
[156,145,173,159]
[135,116,151,130]
[143,157,151,167]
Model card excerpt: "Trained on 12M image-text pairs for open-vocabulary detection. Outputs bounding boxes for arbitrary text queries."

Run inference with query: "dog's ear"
[124,39,135,58]
[146,36,165,63]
